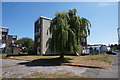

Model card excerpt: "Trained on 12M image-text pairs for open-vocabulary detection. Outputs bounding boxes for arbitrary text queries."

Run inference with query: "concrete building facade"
[34,16,52,55]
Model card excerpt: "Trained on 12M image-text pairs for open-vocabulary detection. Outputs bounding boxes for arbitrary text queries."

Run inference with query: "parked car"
[114,50,119,53]
[107,51,117,55]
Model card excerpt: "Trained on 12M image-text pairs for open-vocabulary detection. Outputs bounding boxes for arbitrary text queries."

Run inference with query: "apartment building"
[34,16,88,55]
[0,26,20,54]
[0,27,9,49]
[34,16,52,55]
[6,35,20,54]
[6,35,17,49]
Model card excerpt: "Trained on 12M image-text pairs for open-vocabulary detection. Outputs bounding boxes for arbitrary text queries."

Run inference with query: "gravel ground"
[1,54,119,78]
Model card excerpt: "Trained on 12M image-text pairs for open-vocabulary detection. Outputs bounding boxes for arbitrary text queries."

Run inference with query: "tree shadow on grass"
[17,57,73,67]
[6,54,36,57]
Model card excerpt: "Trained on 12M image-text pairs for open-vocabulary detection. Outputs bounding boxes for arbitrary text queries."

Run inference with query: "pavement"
[1,54,119,78]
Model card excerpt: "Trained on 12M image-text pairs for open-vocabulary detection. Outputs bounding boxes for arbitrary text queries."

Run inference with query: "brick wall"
[6,35,17,49]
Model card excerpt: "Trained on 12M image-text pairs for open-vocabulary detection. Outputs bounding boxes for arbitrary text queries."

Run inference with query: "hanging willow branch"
[47,8,91,58]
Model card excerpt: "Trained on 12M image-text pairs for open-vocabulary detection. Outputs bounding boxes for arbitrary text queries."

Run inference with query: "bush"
[89,50,99,55]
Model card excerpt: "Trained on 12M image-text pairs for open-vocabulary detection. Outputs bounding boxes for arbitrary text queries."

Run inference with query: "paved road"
[1,54,119,78]
[2,59,88,78]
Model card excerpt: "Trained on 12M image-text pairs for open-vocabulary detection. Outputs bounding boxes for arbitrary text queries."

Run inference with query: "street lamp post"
[118,28,120,44]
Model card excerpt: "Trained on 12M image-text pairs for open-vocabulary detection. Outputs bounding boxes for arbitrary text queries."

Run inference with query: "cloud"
[98,3,114,7]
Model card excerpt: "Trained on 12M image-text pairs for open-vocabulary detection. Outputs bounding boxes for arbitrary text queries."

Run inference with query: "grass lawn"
[24,72,89,78]
[7,53,114,69]
[65,54,114,69]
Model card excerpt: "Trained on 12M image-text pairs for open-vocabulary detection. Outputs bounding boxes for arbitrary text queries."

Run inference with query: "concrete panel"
[42,19,51,54]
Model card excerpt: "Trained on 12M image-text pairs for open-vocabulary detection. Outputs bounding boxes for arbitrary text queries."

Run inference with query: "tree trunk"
[81,44,83,55]
[85,37,87,49]
[59,53,64,59]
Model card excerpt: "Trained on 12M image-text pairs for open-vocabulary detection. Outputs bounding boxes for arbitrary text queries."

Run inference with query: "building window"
[12,44,16,47]
[38,24,41,29]
[2,35,6,40]
[13,36,16,38]
[2,29,7,32]
[2,41,5,44]
[38,38,40,42]
[37,20,41,35]
[35,28,40,36]
[38,20,41,25]
[12,40,15,43]
[37,46,40,55]
[2,35,5,37]
[38,29,40,34]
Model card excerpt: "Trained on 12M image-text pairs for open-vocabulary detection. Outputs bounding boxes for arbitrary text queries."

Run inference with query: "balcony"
[2,37,6,40]
[13,36,17,38]
[12,44,16,47]
[2,29,7,32]
[35,32,40,36]
[12,40,16,43]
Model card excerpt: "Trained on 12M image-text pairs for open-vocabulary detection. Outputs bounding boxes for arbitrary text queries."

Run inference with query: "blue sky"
[2,2,118,45]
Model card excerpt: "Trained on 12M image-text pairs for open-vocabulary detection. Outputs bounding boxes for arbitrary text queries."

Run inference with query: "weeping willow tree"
[80,17,91,49]
[48,8,91,58]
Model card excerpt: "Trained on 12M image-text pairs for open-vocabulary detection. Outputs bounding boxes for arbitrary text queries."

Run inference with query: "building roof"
[35,16,52,23]
[0,26,9,29]
[41,16,52,20]
[8,34,17,36]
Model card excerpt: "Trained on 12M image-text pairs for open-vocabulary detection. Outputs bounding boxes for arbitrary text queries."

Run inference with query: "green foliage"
[47,8,91,58]
[14,37,34,54]
[109,44,120,50]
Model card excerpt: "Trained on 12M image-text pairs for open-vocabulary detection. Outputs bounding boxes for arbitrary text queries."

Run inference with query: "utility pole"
[118,2,120,44]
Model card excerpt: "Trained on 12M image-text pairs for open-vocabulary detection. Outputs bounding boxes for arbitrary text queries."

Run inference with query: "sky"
[2,2,118,45]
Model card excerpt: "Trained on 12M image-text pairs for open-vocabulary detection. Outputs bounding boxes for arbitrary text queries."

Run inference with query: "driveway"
[1,54,119,78]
